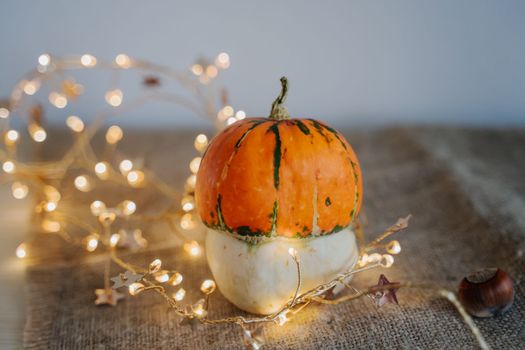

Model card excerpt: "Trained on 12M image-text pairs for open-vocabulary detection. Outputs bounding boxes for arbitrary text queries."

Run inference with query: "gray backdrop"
[1,0,524,127]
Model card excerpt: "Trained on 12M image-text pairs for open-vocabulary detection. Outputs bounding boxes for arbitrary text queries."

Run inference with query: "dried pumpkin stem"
[269,76,290,120]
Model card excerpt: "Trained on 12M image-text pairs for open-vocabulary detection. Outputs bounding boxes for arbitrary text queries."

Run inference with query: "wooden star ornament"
[95,288,125,306]
[371,274,399,307]
[111,270,144,289]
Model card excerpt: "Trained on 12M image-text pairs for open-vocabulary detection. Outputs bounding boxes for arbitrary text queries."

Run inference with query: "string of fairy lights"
[0,54,488,349]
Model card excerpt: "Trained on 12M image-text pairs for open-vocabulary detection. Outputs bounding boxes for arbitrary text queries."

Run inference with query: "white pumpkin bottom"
[206,228,358,315]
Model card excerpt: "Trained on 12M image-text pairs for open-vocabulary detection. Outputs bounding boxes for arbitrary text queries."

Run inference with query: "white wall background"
[1,0,524,127]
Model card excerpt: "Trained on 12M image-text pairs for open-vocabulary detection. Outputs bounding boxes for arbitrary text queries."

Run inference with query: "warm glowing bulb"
[194,134,208,152]
[11,182,28,199]
[380,254,395,268]
[110,233,121,247]
[128,282,145,296]
[115,54,131,68]
[223,106,234,117]
[189,157,201,174]
[0,107,9,119]
[28,124,47,142]
[193,302,206,317]
[169,272,183,286]
[74,175,91,192]
[5,130,19,144]
[184,240,201,256]
[49,92,67,108]
[181,196,195,212]
[215,52,230,69]
[235,110,246,120]
[149,259,162,273]
[90,200,106,216]
[206,65,218,78]
[200,279,216,294]
[16,243,27,258]
[185,175,197,190]
[119,200,136,216]
[105,89,123,107]
[94,162,109,180]
[66,115,85,133]
[80,54,97,67]
[42,219,61,233]
[119,159,133,175]
[180,213,195,230]
[277,311,289,326]
[155,272,170,283]
[173,288,186,301]
[386,240,401,255]
[85,235,99,252]
[44,201,57,212]
[38,54,51,66]
[23,80,40,95]
[367,253,382,263]
[105,125,123,144]
[127,170,145,187]
[191,64,203,76]
[226,117,237,126]
[2,161,15,174]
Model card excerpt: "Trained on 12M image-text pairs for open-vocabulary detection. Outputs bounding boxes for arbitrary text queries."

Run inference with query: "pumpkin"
[196,77,363,314]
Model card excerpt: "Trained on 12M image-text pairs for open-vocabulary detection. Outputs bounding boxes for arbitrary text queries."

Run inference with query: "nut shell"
[458,268,514,318]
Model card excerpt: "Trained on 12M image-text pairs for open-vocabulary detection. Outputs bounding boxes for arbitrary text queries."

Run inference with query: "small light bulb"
[149,259,162,273]
[191,64,203,76]
[74,175,91,192]
[80,54,97,67]
[235,110,246,120]
[226,117,237,126]
[380,254,395,268]
[90,200,106,216]
[23,80,40,95]
[5,130,19,144]
[181,196,195,212]
[105,125,123,144]
[16,243,27,258]
[128,282,145,296]
[66,116,85,133]
[119,159,133,175]
[180,213,195,230]
[44,201,57,212]
[155,271,170,283]
[2,161,15,174]
[127,170,145,187]
[193,302,206,317]
[119,200,136,216]
[194,134,208,152]
[277,311,288,326]
[94,161,109,180]
[28,124,47,142]
[200,279,216,294]
[205,65,218,78]
[288,247,300,262]
[11,182,28,199]
[115,54,131,68]
[38,53,51,66]
[169,272,183,286]
[189,157,201,174]
[85,235,99,252]
[185,175,197,190]
[49,92,67,108]
[173,288,186,301]
[110,233,121,247]
[0,107,9,119]
[44,185,61,202]
[222,105,234,117]
[105,89,123,107]
[367,253,382,263]
[386,240,401,255]
[215,52,230,69]
[184,241,201,257]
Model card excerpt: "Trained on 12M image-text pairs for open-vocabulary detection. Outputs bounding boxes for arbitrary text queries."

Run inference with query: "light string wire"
[1,54,488,349]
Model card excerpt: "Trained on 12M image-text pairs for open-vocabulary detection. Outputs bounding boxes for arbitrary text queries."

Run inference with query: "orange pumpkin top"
[195,77,362,239]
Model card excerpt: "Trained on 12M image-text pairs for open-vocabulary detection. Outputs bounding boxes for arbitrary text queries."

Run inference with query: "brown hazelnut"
[458,267,514,318]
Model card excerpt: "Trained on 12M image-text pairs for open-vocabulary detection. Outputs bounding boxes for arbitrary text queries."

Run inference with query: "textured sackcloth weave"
[22,127,525,349]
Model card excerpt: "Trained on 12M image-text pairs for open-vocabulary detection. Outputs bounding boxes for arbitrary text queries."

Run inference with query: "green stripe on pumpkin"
[268,123,282,190]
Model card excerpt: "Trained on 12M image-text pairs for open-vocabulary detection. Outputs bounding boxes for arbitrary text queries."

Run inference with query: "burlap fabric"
[23,127,525,349]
